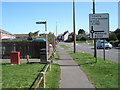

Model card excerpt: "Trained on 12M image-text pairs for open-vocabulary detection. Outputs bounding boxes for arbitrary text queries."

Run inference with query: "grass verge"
[76,41,87,43]
[53,51,60,60]
[69,51,119,88]
[60,44,71,49]
[45,63,61,88]
[76,40,94,45]
[2,63,44,88]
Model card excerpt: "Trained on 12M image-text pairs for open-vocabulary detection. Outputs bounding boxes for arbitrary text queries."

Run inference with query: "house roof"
[63,31,69,36]
[69,32,74,36]
[0,29,15,36]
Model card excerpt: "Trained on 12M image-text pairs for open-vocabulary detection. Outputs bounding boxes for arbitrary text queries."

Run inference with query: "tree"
[48,32,55,44]
[106,32,118,41]
[34,31,39,36]
[78,29,85,35]
[28,32,33,40]
[28,31,39,40]
[76,34,88,41]
[114,28,120,42]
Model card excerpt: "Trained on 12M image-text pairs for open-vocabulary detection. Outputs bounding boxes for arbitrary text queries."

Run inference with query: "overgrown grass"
[53,51,60,60]
[69,52,119,88]
[60,44,71,49]
[2,63,44,88]
[45,63,61,88]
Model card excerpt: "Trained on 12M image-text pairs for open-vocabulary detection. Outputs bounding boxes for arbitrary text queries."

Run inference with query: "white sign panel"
[89,13,109,38]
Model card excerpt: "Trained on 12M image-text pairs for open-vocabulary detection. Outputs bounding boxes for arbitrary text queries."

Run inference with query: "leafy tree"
[28,32,33,40]
[114,28,120,42]
[28,31,39,40]
[106,32,118,41]
[76,34,81,41]
[78,29,85,35]
[48,32,55,44]
[34,31,39,36]
[76,34,88,41]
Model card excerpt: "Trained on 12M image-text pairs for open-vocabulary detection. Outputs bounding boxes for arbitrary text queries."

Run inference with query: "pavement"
[54,43,95,88]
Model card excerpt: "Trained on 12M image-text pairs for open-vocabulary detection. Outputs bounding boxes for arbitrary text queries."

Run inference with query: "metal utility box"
[10,51,20,64]
[40,48,47,63]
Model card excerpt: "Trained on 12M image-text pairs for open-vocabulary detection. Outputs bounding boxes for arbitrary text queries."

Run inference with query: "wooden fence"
[1,42,46,59]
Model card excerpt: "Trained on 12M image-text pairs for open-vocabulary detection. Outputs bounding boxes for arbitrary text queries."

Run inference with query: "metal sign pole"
[45,22,48,61]
[103,39,106,61]
[93,0,97,62]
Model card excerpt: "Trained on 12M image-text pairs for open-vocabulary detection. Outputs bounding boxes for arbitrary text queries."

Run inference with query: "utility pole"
[93,0,95,14]
[93,0,97,62]
[56,22,57,37]
[73,0,76,53]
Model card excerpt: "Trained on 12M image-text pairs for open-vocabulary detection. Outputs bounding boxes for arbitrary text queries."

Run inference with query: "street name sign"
[89,13,109,38]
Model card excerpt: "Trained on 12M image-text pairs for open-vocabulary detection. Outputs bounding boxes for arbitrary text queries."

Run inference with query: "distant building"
[15,34,29,40]
[63,31,69,41]
[68,32,74,39]
[0,29,16,39]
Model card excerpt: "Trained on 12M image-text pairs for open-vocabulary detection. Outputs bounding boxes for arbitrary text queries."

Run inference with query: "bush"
[65,38,73,42]
[76,34,88,41]
[114,28,120,42]
[106,32,118,42]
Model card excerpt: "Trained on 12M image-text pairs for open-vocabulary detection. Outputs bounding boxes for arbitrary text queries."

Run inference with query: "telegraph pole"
[73,0,76,53]
[93,0,95,14]
[56,22,57,37]
[93,0,97,62]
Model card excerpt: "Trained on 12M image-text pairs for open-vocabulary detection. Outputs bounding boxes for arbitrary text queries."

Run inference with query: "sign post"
[89,13,109,61]
[36,21,48,63]
[92,0,97,61]
[89,13,109,39]
[103,39,106,61]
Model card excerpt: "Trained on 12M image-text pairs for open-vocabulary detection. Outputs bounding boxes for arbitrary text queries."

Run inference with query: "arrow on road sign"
[90,26,105,38]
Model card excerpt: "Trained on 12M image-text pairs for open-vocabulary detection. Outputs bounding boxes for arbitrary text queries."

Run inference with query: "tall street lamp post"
[36,21,48,61]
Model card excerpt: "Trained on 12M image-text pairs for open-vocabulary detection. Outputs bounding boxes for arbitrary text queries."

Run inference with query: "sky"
[118,1,120,28]
[1,0,119,35]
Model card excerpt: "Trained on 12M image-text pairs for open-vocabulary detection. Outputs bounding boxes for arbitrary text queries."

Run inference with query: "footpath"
[54,43,95,88]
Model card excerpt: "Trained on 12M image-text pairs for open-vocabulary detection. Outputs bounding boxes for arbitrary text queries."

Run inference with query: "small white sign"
[89,13,109,38]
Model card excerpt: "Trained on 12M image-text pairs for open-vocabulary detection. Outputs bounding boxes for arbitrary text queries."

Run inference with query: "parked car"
[96,41,112,49]
[118,43,120,47]
[32,38,46,42]
[2,38,13,40]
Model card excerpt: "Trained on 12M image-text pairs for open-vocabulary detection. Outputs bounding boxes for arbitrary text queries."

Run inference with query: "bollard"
[26,55,29,63]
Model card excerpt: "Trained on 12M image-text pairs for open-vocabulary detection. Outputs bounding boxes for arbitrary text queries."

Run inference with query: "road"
[62,42,119,63]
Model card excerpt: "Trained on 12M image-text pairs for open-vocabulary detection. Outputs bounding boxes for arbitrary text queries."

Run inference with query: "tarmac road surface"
[63,42,119,63]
